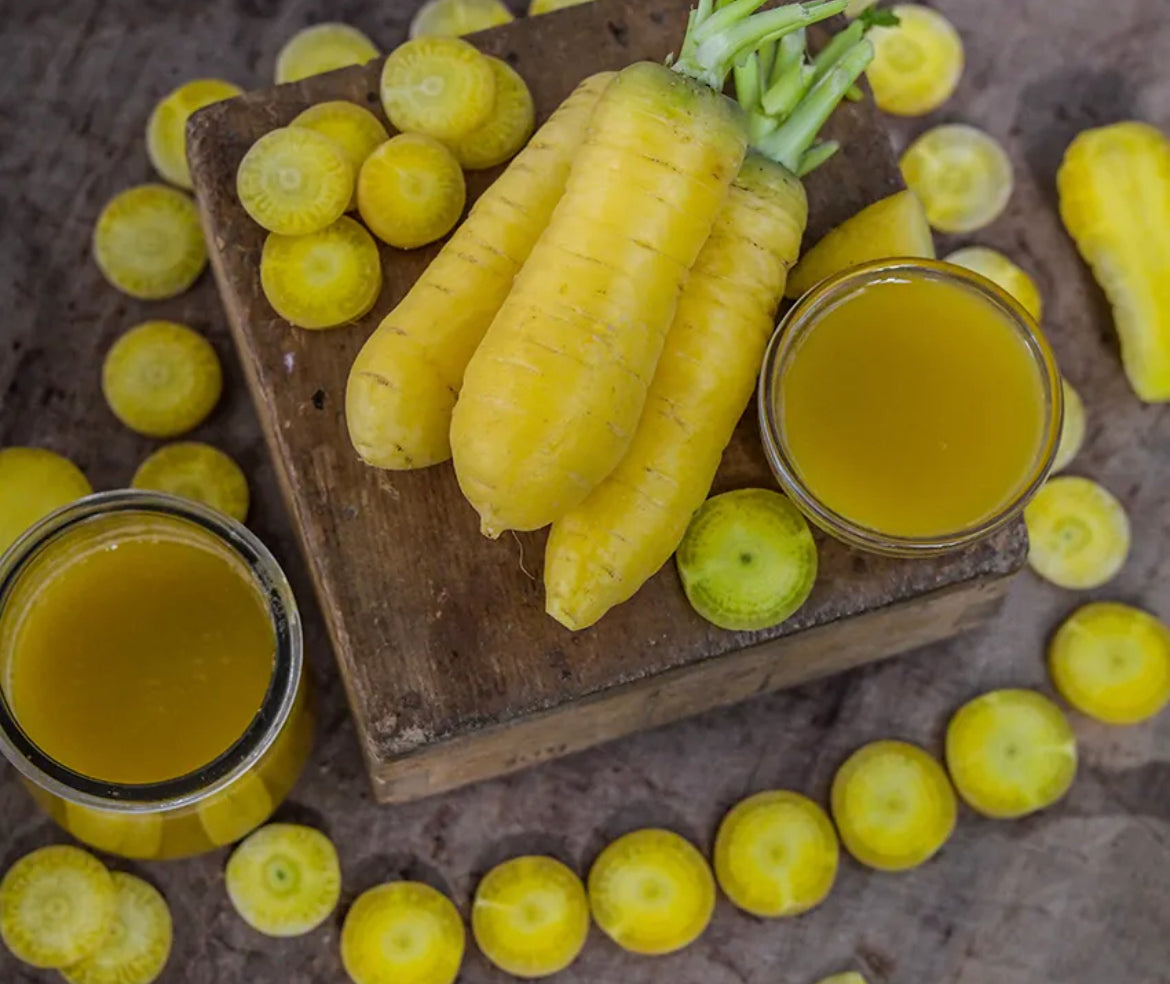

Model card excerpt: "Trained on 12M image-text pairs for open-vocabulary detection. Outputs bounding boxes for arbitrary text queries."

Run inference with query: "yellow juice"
[778,272,1049,538]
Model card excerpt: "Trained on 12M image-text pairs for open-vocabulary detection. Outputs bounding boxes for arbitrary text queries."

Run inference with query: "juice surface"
[778,274,1047,538]
[2,513,275,784]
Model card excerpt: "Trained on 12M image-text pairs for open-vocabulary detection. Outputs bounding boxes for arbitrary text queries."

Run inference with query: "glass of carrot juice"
[0,490,313,859]
[759,259,1063,556]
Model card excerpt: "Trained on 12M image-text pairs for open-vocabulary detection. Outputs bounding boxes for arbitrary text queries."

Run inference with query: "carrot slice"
[1024,476,1130,590]
[275,23,380,84]
[358,135,466,249]
[1052,379,1086,473]
[132,442,250,523]
[0,447,91,554]
[452,57,535,170]
[1049,602,1170,725]
[291,101,389,210]
[815,975,869,984]
[62,873,172,984]
[900,124,1013,234]
[380,37,495,142]
[410,0,514,38]
[529,0,596,15]
[147,79,243,189]
[944,246,1042,322]
[866,4,964,117]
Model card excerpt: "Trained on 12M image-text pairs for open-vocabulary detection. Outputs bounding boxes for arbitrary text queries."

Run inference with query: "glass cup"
[0,491,314,859]
[758,259,1063,557]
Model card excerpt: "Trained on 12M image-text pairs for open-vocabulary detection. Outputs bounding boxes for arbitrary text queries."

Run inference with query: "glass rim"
[758,258,1064,557]
[0,489,303,814]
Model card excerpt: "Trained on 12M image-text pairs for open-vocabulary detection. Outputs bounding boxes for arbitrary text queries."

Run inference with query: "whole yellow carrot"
[346,71,613,469]
[451,0,848,537]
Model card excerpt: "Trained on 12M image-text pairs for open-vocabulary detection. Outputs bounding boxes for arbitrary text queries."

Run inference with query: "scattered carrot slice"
[866,4,964,117]
[452,57,535,170]
[291,101,389,210]
[132,442,250,523]
[147,79,243,189]
[0,447,92,554]
[275,23,380,84]
[900,124,1014,234]
[1049,602,1170,725]
[815,975,869,984]
[380,37,495,142]
[1052,379,1086,474]
[62,873,172,984]
[944,246,1042,322]
[358,135,466,249]
[529,0,596,15]
[1024,476,1130,590]
[410,0,514,38]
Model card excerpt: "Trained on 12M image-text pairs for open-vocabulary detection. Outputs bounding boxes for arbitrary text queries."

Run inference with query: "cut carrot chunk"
[529,0,595,15]
[472,855,589,978]
[225,824,341,938]
[291,101,389,210]
[102,321,222,438]
[0,447,92,554]
[944,246,1042,322]
[93,185,207,300]
[237,127,354,236]
[380,37,495,142]
[410,0,514,38]
[358,135,466,249]
[1025,476,1130,590]
[341,882,465,984]
[147,79,243,189]
[714,790,839,918]
[945,689,1077,819]
[132,442,250,523]
[831,740,957,871]
[815,975,869,984]
[900,125,1013,234]
[588,828,715,956]
[62,873,172,984]
[1049,602,1170,725]
[64,804,165,861]
[1052,379,1086,473]
[676,489,818,632]
[197,772,275,848]
[275,23,380,84]
[261,215,383,328]
[866,4,963,117]
[0,846,114,969]
[452,57,535,170]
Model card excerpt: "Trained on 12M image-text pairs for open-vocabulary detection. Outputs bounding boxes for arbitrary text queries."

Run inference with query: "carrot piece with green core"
[1024,476,1130,590]
[380,37,496,142]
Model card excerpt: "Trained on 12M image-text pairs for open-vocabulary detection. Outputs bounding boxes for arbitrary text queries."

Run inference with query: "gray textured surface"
[0,1,1168,982]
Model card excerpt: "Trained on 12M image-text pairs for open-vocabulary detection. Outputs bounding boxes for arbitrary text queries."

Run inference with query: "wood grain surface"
[187,0,1025,800]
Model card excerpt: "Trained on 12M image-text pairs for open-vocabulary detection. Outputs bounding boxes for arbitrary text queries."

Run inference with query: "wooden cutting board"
[188,0,1026,804]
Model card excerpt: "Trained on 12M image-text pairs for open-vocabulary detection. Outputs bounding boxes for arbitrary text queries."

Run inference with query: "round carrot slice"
[237,127,354,236]
[341,882,465,984]
[291,101,389,210]
[714,790,838,918]
[1024,476,1130,590]
[1049,602,1170,725]
[64,804,165,862]
[197,772,275,848]
[831,740,957,871]
[358,135,466,249]
[62,873,173,984]
[275,23,380,85]
[261,216,383,328]
[0,845,114,969]
[102,321,222,438]
[1052,379,1086,474]
[866,4,964,117]
[380,37,495,142]
[132,442,250,523]
[588,828,714,956]
[147,79,243,189]
[93,184,207,300]
[452,57,535,170]
[472,855,589,978]
[410,0,514,38]
[944,246,1042,322]
[225,824,341,938]
[0,447,92,554]
[676,489,818,632]
[900,124,1013,234]
[945,689,1077,819]
[815,975,869,984]
[529,0,595,13]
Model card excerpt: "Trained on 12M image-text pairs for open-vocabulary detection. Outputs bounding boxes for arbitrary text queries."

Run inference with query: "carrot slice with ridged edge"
[262,216,383,328]
[291,101,389,210]
[831,740,957,871]
[945,689,1077,819]
[380,36,496,142]
[1024,476,1130,590]
[714,790,839,918]
[866,4,963,117]
[358,135,466,249]
[945,246,1042,322]
[275,23,380,84]
[1052,379,1086,473]
[197,772,275,848]
[452,57,535,170]
[225,824,341,938]
[588,828,714,956]
[901,124,1013,234]
[93,185,207,300]
[64,804,165,862]
[410,0,514,38]
[62,873,173,984]
[102,321,222,438]
[341,882,465,984]
[472,855,589,978]
[0,447,92,554]
[147,79,243,189]
[1050,602,1170,725]
[676,489,818,633]
[237,127,354,236]
[132,442,250,523]
[0,846,114,969]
